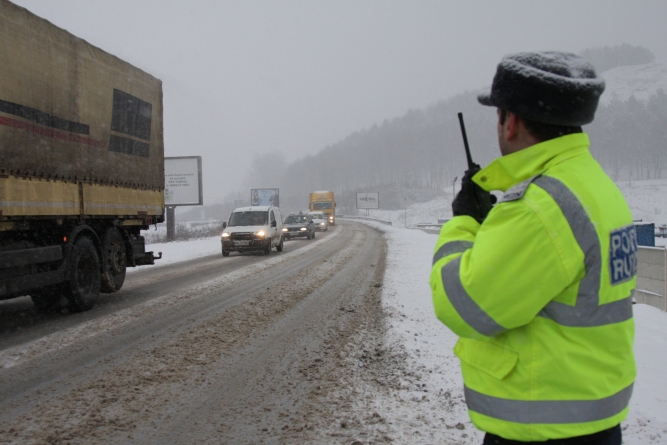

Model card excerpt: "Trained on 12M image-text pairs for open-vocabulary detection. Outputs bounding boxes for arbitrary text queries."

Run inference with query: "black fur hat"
[478,51,605,126]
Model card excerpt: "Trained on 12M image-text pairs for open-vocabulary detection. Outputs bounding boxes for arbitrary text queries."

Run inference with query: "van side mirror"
[222,222,227,229]
[271,220,277,227]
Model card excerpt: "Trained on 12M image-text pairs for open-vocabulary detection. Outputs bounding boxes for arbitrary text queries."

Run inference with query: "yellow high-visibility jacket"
[430,133,636,441]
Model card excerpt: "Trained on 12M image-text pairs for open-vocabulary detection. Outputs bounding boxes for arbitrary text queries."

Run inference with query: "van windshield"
[228,211,268,226]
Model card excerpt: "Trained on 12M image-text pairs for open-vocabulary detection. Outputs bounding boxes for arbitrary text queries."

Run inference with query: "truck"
[0,0,164,312]
[309,191,335,225]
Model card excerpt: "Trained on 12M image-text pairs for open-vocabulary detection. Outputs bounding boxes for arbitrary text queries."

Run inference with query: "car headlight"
[300,227,307,231]
[282,228,288,232]
[221,232,230,238]
[256,230,265,237]
[320,222,325,226]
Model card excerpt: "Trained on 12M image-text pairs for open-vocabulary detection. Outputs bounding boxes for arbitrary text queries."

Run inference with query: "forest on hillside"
[581,44,655,73]
[241,87,667,214]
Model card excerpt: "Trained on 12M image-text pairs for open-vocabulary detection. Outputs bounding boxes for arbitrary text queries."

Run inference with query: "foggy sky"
[10,0,667,203]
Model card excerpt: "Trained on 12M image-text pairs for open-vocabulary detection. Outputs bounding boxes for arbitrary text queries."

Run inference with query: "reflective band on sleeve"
[432,241,473,266]
[533,176,633,327]
[442,257,506,336]
[540,295,633,327]
[465,384,633,424]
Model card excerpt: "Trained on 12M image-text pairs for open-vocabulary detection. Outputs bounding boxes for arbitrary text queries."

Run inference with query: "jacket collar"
[473,133,591,192]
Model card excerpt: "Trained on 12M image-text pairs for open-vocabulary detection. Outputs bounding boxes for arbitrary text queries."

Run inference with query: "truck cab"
[309,191,335,226]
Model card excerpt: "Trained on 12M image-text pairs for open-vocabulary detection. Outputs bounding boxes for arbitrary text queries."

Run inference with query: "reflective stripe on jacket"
[430,133,636,442]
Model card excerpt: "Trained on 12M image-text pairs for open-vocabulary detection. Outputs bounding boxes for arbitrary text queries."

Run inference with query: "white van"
[221,206,284,256]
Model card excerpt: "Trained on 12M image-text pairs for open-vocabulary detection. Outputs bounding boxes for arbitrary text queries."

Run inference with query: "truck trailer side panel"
[0,0,164,192]
[0,177,79,216]
[82,185,163,217]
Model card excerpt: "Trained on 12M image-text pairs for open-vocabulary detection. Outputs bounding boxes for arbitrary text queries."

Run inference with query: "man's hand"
[452,167,495,223]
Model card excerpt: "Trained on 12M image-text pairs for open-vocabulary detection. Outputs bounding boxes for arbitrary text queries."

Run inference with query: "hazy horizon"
[10,0,667,203]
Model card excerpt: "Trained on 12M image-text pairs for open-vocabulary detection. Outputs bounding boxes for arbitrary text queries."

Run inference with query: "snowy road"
[0,225,335,349]
[0,221,389,444]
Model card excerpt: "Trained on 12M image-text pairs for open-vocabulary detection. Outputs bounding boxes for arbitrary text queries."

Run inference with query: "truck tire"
[276,236,284,252]
[100,228,126,293]
[65,236,101,312]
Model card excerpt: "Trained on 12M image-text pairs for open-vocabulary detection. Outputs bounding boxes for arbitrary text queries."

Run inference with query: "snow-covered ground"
[140,178,667,443]
[127,236,222,272]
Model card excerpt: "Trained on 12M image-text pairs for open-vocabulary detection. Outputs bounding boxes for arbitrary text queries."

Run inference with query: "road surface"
[0,221,391,444]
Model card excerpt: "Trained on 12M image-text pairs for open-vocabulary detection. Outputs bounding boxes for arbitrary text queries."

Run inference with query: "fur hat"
[478,51,605,126]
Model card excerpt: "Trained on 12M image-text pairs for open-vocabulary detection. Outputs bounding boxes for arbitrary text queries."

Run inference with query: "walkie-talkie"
[457,112,479,171]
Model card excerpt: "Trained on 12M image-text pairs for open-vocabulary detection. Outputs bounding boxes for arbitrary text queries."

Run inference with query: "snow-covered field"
[141,178,667,443]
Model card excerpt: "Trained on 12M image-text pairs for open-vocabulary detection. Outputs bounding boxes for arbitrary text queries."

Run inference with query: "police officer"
[430,52,637,444]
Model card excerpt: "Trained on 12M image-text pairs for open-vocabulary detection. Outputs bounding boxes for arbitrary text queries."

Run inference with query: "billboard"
[356,192,379,209]
[251,188,279,207]
[164,156,203,206]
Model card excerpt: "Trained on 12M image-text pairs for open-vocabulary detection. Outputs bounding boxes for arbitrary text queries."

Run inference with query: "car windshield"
[310,213,324,220]
[312,202,332,210]
[228,211,268,226]
[285,215,308,224]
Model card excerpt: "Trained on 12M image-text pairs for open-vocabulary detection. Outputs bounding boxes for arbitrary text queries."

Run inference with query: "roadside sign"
[251,188,279,207]
[165,156,203,206]
[356,192,379,209]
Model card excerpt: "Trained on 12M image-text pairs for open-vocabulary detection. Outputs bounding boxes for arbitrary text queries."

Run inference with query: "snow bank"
[127,236,222,273]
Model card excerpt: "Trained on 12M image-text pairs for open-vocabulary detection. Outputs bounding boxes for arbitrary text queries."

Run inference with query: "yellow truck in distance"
[309,191,335,225]
[0,0,164,312]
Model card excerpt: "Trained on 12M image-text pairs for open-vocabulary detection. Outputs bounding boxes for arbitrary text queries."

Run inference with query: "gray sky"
[11,0,667,203]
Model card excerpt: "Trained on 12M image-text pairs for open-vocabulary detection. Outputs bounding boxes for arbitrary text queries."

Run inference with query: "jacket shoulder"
[498,176,540,203]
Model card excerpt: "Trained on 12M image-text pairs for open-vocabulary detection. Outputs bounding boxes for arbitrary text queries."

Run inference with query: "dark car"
[282,213,316,240]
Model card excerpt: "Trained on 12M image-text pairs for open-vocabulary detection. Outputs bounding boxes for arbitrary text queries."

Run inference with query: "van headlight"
[282,228,288,232]
[256,230,265,237]
[221,232,230,238]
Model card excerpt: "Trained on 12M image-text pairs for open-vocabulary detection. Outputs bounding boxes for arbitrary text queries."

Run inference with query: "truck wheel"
[100,228,126,293]
[222,248,230,257]
[264,239,272,255]
[276,236,284,252]
[65,236,101,312]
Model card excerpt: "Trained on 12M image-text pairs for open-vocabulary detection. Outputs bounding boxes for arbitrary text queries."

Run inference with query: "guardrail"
[415,227,440,235]
[635,246,667,311]
[338,215,392,226]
